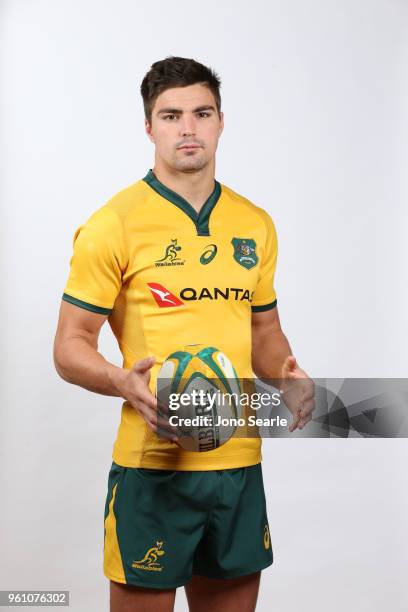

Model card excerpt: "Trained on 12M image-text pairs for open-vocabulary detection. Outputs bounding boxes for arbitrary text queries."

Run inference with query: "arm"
[53,301,176,439]
[53,300,126,396]
[251,306,314,431]
[251,306,292,385]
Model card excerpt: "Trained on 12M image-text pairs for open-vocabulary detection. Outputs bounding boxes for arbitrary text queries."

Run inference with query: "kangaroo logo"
[132,541,165,572]
[155,239,185,267]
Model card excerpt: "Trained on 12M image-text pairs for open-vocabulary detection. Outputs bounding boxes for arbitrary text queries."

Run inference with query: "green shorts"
[103,462,273,589]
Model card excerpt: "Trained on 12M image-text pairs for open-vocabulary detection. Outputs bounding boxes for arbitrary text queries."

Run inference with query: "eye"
[163,114,178,121]
[197,111,211,118]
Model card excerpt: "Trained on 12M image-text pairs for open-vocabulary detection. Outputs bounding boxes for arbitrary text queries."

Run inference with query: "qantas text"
[180,287,254,301]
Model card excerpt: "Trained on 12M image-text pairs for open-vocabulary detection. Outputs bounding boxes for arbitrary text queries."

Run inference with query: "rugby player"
[54,56,314,612]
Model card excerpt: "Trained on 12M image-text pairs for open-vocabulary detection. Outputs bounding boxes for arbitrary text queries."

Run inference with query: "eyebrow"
[157,105,216,116]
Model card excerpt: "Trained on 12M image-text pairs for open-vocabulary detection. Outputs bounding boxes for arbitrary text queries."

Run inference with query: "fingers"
[157,398,171,416]
[282,373,315,432]
[298,413,312,429]
[156,414,180,441]
[289,397,315,431]
[126,355,177,440]
[141,385,159,409]
[288,410,301,432]
[124,356,178,442]
[301,379,315,403]
[150,412,180,440]
[282,355,297,376]
[301,396,315,414]
[132,398,179,441]
[126,356,159,411]
[131,355,156,375]
[298,379,315,424]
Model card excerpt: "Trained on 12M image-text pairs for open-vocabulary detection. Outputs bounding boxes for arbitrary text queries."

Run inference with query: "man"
[54,56,314,612]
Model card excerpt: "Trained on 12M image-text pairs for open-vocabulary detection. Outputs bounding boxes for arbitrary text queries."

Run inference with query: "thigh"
[103,463,217,589]
[184,571,261,612]
[110,580,176,612]
[192,463,273,580]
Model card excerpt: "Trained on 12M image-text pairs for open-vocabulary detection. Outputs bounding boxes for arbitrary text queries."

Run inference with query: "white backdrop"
[1,0,408,610]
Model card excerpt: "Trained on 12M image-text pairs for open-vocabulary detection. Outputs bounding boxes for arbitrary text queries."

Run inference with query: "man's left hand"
[280,356,315,432]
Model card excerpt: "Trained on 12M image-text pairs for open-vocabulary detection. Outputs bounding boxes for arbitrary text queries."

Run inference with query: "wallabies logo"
[132,541,165,572]
[155,239,185,267]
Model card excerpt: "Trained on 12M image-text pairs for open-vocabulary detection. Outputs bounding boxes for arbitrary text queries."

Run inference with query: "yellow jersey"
[62,170,278,470]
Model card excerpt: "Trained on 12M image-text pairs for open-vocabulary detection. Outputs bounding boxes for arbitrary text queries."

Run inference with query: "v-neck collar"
[143,169,221,236]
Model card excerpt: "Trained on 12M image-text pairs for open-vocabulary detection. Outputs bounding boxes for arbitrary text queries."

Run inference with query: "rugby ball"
[156,344,242,452]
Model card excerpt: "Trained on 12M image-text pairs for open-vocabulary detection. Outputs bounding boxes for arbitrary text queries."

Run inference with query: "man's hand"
[115,356,178,442]
[280,356,315,432]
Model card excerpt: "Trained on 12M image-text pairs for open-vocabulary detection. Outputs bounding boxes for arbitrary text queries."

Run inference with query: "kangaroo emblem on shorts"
[132,541,165,572]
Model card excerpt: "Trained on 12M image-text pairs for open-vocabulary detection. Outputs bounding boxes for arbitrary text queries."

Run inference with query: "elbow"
[53,341,73,383]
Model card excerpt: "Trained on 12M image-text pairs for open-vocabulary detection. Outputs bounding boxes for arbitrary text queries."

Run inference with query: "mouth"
[178,144,202,151]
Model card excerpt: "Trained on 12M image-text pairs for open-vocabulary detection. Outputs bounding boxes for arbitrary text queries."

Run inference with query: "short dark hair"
[141,56,221,123]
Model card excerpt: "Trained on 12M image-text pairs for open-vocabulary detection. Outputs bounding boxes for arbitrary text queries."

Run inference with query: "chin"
[173,158,208,173]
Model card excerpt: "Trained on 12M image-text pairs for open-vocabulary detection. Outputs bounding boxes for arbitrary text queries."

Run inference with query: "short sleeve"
[251,211,278,312]
[62,206,127,315]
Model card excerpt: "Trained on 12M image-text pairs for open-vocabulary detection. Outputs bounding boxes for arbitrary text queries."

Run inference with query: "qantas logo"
[147,283,184,307]
[180,287,253,301]
[148,283,253,307]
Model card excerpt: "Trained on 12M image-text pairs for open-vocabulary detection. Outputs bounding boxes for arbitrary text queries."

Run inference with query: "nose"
[179,114,196,137]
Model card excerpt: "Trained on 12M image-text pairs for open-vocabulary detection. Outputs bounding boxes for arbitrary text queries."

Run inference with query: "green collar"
[143,169,221,236]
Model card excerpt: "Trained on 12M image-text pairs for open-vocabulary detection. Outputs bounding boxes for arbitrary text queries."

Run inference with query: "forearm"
[54,336,126,397]
[252,328,293,387]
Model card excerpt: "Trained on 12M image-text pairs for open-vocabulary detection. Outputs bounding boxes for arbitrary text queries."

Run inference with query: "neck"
[152,159,216,213]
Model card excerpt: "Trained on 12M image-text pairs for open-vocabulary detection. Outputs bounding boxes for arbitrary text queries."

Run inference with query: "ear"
[145,118,155,143]
[218,111,224,137]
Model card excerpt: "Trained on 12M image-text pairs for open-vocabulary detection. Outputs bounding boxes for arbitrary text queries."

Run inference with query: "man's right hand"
[114,355,179,442]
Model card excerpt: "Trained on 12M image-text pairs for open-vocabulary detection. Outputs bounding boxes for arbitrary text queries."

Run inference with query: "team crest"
[231,238,258,270]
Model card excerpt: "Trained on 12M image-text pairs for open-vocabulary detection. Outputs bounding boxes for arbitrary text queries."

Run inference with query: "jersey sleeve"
[62,206,127,315]
[251,211,278,312]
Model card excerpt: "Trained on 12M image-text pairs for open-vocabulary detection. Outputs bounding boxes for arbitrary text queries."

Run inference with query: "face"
[145,83,224,173]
